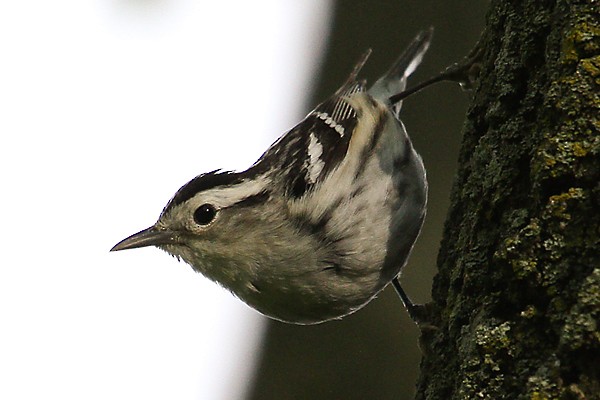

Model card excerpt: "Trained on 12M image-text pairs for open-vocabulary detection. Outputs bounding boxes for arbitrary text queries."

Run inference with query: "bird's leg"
[388,39,484,104]
[392,277,430,325]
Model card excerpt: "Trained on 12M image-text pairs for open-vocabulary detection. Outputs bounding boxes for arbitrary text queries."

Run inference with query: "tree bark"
[416,1,600,399]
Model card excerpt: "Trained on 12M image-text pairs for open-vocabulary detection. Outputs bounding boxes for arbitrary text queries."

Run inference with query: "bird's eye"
[193,203,217,225]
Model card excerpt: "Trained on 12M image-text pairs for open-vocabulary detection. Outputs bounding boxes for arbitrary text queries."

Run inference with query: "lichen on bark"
[415,1,599,399]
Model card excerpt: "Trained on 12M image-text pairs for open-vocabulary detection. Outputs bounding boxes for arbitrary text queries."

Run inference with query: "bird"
[112,29,434,325]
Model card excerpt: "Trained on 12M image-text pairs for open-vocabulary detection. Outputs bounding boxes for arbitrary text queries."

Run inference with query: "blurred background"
[0,1,486,399]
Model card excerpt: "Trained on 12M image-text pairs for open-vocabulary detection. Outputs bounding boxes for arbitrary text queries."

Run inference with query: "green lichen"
[560,268,600,351]
[545,188,585,220]
[475,321,513,355]
[526,373,560,400]
[452,319,517,399]
[537,127,596,177]
[561,21,600,64]
[495,218,542,282]
[581,55,600,78]
[495,186,592,300]
[534,24,600,183]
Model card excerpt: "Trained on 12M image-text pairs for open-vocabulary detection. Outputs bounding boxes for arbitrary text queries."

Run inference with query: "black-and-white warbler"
[112,30,435,324]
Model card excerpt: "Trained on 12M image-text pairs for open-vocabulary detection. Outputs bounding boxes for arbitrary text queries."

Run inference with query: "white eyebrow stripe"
[195,175,269,209]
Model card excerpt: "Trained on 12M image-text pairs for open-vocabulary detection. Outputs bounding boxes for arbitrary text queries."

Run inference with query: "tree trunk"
[415,1,600,399]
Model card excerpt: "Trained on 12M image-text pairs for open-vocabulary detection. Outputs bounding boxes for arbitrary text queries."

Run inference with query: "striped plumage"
[112,30,432,324]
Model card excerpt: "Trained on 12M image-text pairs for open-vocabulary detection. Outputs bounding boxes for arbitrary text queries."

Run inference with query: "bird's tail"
[368,28,433,116]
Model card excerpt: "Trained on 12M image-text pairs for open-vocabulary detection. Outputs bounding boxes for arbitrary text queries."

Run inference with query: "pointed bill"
[110,227,180,251]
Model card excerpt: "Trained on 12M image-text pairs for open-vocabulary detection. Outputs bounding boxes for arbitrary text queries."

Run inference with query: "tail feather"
[334,48,372,96]
[368,28,433,115]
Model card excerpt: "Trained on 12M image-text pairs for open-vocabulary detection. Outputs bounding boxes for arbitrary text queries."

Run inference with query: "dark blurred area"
[248,2,487,399]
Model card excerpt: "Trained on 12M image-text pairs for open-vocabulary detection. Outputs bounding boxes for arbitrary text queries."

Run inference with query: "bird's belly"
[239,266,386,324]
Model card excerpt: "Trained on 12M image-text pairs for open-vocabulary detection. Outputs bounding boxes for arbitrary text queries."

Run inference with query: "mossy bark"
[415,1,600,399]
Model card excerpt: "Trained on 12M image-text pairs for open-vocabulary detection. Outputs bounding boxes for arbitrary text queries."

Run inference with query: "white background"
[0,1,332,399]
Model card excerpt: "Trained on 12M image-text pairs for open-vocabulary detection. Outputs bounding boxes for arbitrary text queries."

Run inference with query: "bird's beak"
[110,226,180,251]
